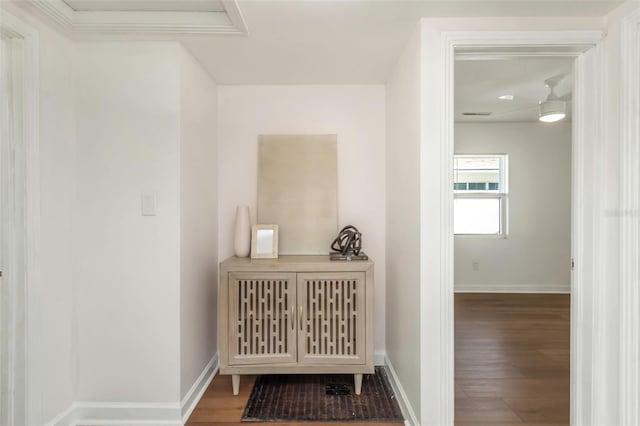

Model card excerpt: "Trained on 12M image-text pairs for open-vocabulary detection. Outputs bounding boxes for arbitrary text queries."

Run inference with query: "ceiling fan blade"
[544,73,567,88]
[490,105,538,116]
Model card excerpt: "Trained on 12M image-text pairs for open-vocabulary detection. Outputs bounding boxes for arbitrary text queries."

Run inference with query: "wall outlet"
[472,261,479,271]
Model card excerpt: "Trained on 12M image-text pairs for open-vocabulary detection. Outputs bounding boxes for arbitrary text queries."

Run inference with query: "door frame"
[421,29,605,425]
[620,8,640,426]
[0,9,40,426]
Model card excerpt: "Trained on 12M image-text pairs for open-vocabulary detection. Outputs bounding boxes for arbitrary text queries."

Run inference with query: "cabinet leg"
[232,374,240,396]
[354,374,363,395]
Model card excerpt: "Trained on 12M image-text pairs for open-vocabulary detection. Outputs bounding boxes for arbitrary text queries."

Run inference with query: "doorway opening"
[453,56,574,425]
[423,29,606,425]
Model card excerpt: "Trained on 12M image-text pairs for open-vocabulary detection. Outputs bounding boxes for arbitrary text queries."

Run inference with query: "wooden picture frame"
[251,225,279,259]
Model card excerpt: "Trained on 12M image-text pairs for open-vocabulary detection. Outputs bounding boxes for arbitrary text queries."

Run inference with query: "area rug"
[241,367,404,422]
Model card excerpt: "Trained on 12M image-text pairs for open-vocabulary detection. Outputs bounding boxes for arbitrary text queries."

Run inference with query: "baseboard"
[454,284,570,294]
[45,404,76,426]
[384,356,419,426]
[50,402,182,426]
[374,350,386,366]
[46,353,220,426]
[181,353,219,423]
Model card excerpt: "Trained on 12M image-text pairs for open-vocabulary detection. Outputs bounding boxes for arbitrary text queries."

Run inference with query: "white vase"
[233,205,251,258]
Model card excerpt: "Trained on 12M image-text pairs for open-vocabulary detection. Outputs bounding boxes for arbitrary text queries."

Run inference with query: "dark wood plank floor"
[455,293,570,426]
[186,373,403,425]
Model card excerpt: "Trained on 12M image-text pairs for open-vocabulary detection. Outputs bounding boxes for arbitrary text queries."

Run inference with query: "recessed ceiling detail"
[25,0,247,35]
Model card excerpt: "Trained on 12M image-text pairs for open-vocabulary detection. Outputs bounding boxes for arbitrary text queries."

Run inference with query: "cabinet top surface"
[220,255,373,271]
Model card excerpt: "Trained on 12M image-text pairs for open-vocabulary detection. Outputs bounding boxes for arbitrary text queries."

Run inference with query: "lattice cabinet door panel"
[228,273,297,365]
[297,272,366,365]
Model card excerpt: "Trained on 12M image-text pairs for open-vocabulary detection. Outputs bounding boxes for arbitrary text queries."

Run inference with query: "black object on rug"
[241,367,404,422]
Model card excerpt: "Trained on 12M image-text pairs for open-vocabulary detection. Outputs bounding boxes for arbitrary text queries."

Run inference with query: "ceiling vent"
[462,112,492,116]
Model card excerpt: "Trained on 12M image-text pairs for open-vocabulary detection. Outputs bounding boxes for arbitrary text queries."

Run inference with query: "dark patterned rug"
[241,367,404,422]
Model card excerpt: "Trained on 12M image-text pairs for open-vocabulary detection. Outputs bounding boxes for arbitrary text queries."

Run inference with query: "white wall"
[454,122,572,293]
[218,85,386,353]
[0,3,77,424]
[34,21,77,426]
[384,27,422,423]
[179,48,218,399]
[74,42,181,402]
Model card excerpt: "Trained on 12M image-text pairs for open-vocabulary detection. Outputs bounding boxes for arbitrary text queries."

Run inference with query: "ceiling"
[30,0,624,84]
[178,0,621,85]
[455,57,574,122]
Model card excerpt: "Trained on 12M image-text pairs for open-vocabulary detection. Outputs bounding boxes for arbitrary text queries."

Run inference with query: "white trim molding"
[0,9,40,426]
[21,0,248,35]
[454,284,570,294]
[572,39,607,426]
[47,402,182,426]
[46,353,219,426]
[423,28,604,426]
[620,7,640,426]
[384,356,419,426]
[180,353,219,424]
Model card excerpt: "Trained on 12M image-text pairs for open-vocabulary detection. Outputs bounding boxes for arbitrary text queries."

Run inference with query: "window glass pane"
[454,156,501,192]
[454,182,467,190]
[468,182,486,190]
[454,198,501,234]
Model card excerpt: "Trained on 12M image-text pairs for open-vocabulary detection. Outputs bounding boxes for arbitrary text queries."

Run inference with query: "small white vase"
[233,205,251,258]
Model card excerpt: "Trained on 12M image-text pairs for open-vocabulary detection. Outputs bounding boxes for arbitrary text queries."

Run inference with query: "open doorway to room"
[453,57,573,425]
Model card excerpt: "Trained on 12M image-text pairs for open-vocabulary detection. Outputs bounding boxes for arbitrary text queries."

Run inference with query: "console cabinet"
[219,256,374,395]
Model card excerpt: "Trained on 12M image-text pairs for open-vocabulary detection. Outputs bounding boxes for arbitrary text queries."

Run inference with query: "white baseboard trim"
[374,350,386,366]
[384,355,419,426]
[49,402,181,426]
[181,353,219,423]
[454,284,570,294]
[46,353,220,426]
[45,404,76,426]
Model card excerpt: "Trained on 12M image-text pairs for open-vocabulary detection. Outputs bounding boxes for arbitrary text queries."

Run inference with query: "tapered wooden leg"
[232,374,240,395]
[354,374,363,395]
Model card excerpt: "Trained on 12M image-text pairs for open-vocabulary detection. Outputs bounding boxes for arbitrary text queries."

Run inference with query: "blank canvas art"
[257,134,338,255]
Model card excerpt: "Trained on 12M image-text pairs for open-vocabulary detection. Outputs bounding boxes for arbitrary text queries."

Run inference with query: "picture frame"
[251,224,279,259]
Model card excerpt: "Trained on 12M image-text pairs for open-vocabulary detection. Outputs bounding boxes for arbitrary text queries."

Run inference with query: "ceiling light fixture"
[539,76,566,123]
[498,94,514,100]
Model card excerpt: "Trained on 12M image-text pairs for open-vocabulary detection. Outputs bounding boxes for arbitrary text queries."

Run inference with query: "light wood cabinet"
[219,256,374,395]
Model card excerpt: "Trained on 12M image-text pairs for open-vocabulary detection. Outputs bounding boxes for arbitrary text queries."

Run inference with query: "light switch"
[141,193,156,216]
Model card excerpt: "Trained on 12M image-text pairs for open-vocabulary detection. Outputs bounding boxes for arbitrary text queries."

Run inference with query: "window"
[454,155,508,236]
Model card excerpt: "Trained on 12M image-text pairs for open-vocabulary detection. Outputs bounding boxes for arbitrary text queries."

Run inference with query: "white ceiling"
[455,57,574,122]
[177,0,622,85]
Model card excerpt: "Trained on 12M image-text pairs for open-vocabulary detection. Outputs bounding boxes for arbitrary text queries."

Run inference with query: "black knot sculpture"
[330,226,368,261]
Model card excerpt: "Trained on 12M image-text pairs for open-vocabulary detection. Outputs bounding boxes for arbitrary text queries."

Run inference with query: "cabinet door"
[297,272,366,365]
[229,273,297,365]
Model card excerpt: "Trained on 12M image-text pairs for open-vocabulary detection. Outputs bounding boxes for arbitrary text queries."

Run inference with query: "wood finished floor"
[187,293,568,425]
[455,293,570,426]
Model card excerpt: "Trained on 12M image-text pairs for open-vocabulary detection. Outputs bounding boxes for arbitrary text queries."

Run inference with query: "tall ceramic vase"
[233,205,251,257]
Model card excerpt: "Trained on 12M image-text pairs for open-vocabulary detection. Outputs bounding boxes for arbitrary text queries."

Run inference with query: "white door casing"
[422,28,606,426]
[620,7,640,426]
[0,9,39,426]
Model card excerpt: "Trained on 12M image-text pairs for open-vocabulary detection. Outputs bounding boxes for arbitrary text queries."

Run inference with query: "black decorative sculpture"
[330,225,368,261]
